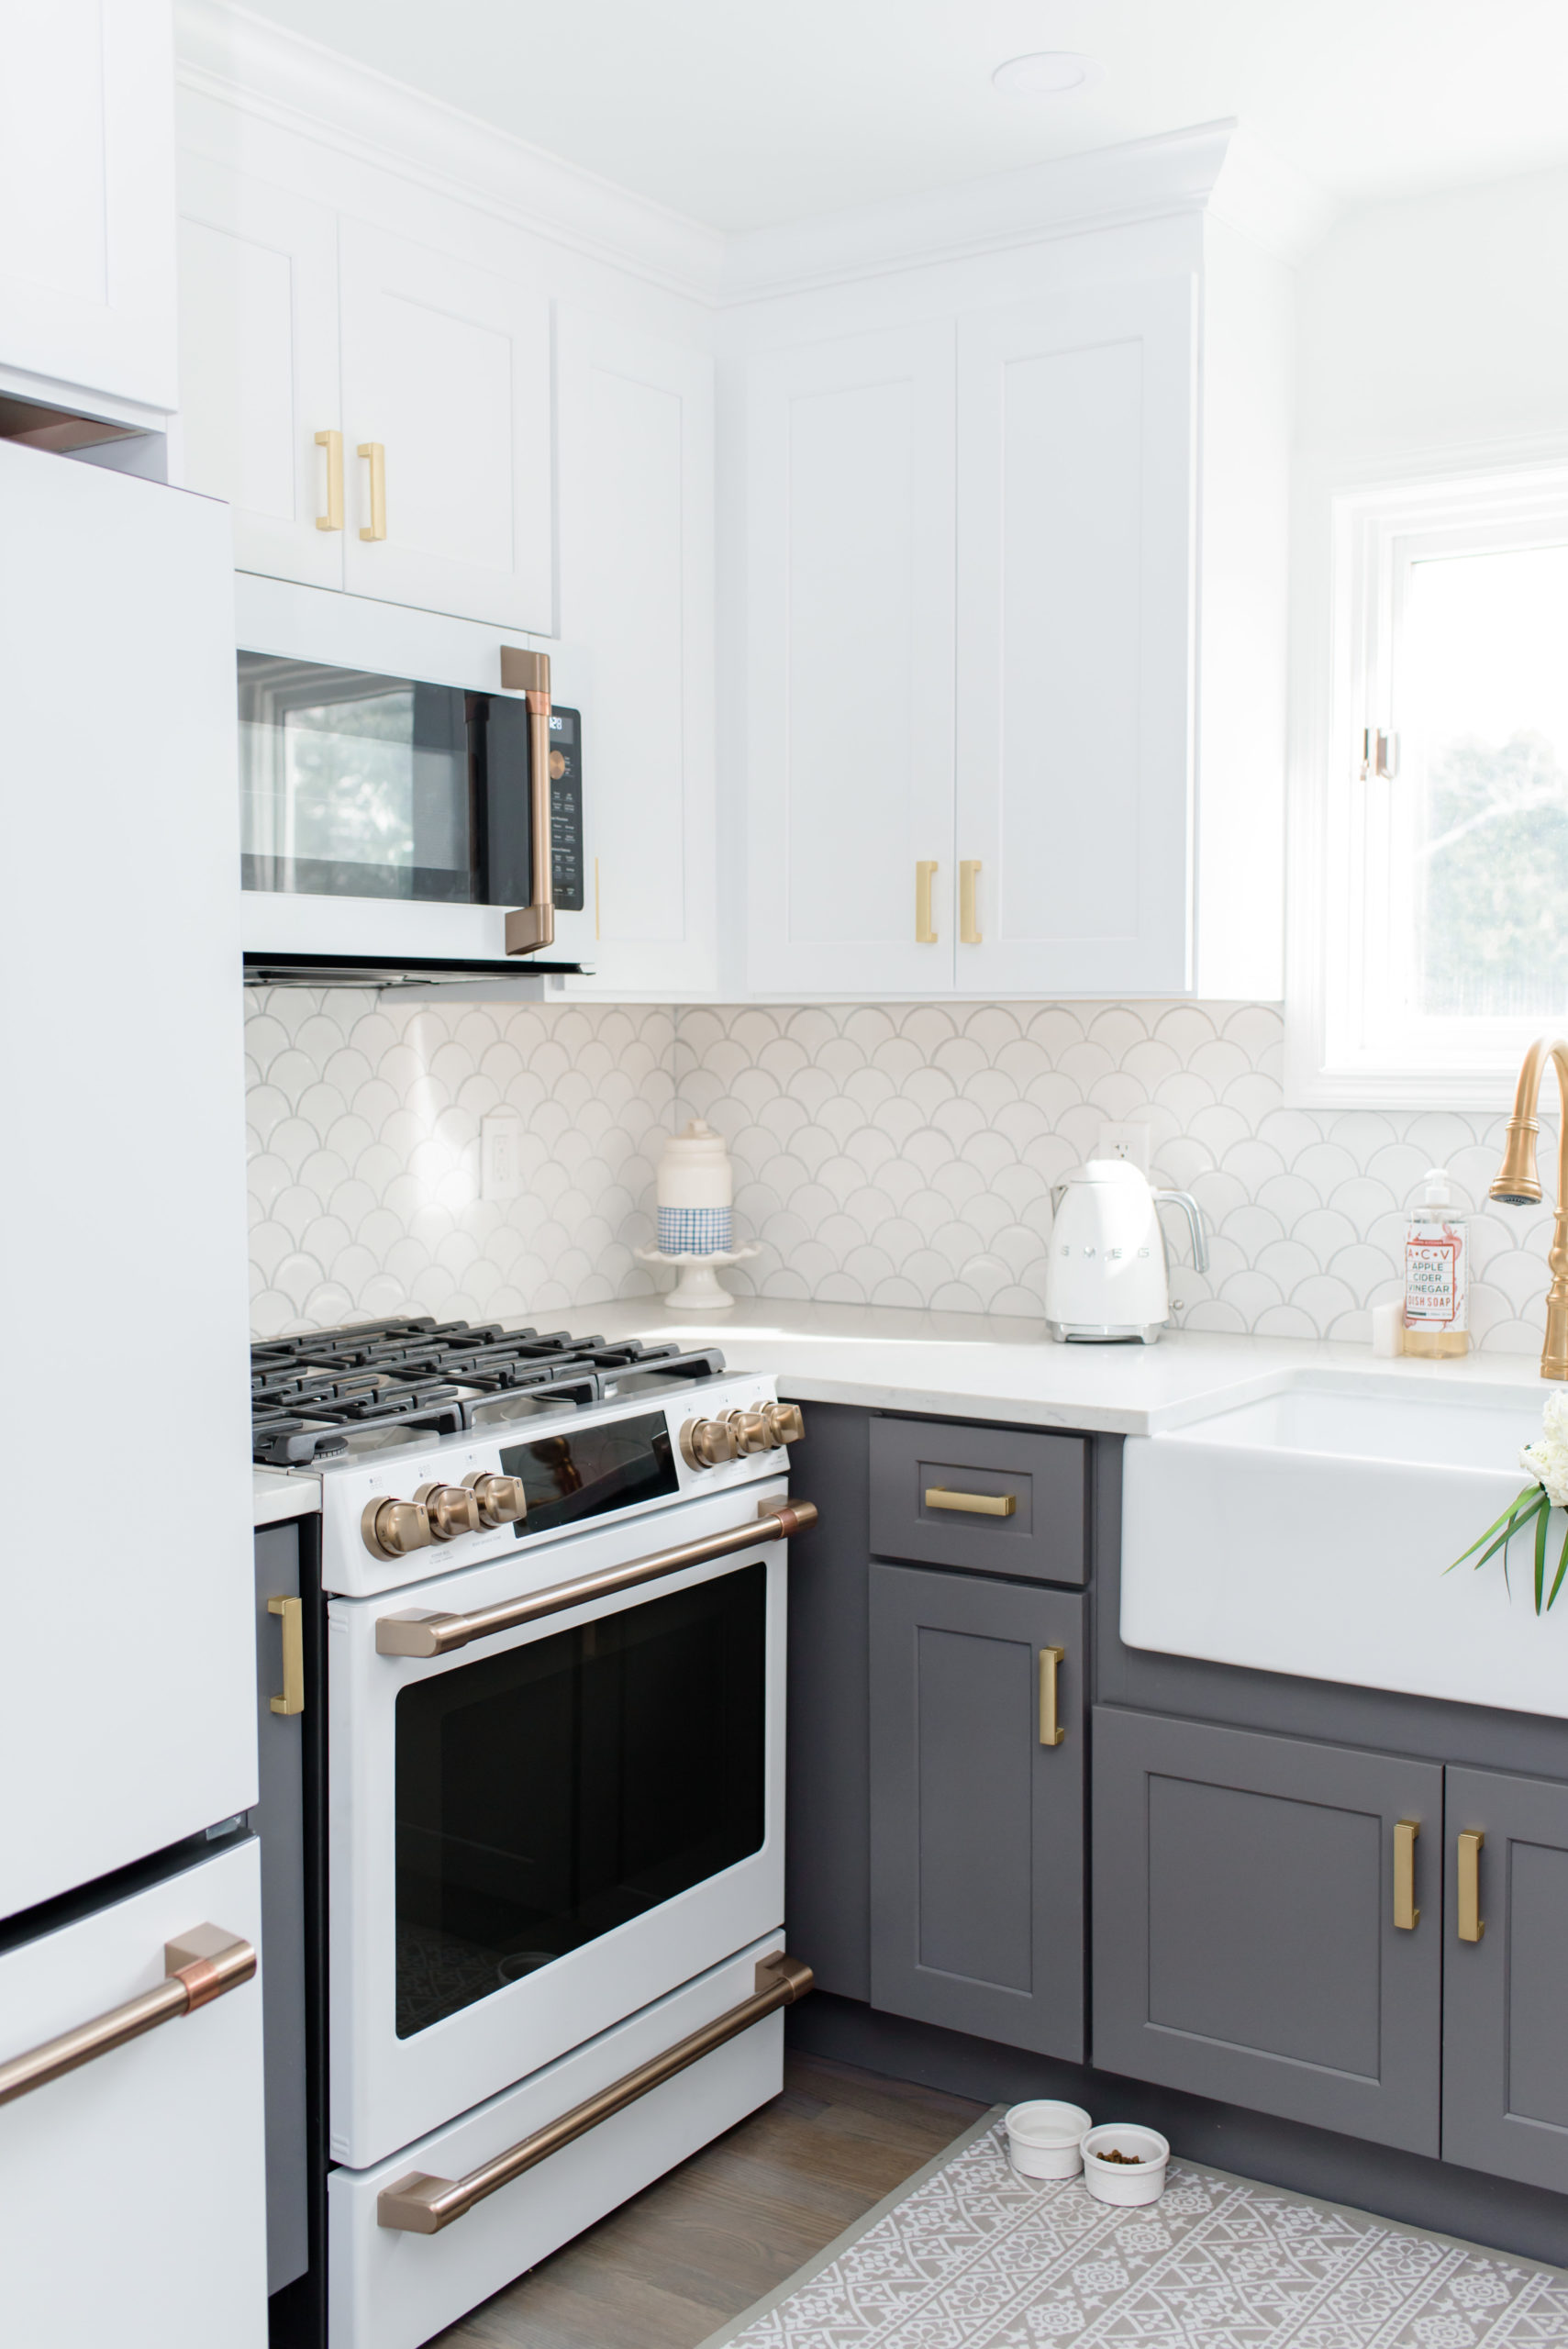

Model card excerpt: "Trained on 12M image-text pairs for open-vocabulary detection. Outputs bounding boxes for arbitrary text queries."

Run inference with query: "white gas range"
[251,1319,815,2349]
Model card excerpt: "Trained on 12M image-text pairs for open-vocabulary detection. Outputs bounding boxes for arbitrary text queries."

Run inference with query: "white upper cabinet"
[556,312,717,995]
[744,323,956,996]
[178,161,341,588]
[338,218,552,630]
[0,0,178,414]
[954,280,1197,996]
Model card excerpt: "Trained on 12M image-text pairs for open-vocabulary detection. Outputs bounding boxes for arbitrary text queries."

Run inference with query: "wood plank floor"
[433,2054,987,2349]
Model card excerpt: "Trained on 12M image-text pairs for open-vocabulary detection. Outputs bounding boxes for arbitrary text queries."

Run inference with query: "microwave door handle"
[499,646,555,955]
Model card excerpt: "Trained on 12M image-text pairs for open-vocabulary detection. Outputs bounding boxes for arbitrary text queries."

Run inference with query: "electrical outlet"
[480,1112,525,1202]
[1096,1123,1151,1174]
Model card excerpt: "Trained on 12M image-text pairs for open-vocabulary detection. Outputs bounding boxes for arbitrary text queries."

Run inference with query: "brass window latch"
[1360,728,1399,780]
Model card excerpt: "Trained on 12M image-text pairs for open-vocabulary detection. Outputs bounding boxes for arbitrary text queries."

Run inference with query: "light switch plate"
[480,1112,525,1202]
[1096,1123,1151,1174]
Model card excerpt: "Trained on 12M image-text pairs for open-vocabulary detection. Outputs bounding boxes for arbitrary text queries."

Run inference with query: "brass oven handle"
[357,440,386,540]
[376,1498,818,1657]
[916,861,938,944]
[960,859,982,945]
[500,645,556,956]
[925,1486,1016,1518]
[315,429,343,530]
[1458,1829,1485,1942]
[1039,1645,1065,1746]
[268,1595,305,1717]
[378,1952,813,2232]
[0,1926,256,2108]
[1393,1818,1419,1931]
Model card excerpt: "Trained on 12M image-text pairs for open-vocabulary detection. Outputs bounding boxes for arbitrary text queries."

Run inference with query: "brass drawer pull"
[377,1499,818,1657]
[960,859,982,944]
[377,1951,813,2233]
[1393,1818,1419,1930]
[924,1486,1016,1518]
[0,1926,256,2108]
[1458,1829,1485,1942]
[1039,1645,1065,1746]
[916,860,938,944]
[314,428,343,530]
[268,1595,305,1718]
[357,440,386,540]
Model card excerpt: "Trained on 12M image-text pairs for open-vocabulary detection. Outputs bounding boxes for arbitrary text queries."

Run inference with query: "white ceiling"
[240,0,1568,232]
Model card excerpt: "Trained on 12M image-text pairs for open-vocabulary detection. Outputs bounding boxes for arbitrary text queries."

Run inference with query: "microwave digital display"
[237,651,583,910]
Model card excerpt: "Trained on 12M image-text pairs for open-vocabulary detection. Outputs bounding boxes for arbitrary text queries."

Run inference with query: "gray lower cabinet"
[1442,1766,1568,2190]
[1093,1708,1442,2154]
[869,1563,1084,2058]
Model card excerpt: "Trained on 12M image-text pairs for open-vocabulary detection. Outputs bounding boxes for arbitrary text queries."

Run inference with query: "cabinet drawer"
[870,1417,1086,1583]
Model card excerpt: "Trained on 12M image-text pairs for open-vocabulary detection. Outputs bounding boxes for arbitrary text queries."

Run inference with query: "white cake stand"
[634,1243,760,1311]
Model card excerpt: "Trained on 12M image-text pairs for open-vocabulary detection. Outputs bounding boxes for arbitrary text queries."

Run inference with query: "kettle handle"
[1152,1189,1209,1275]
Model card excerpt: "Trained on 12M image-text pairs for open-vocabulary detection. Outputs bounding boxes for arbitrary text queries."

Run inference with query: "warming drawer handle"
[375,1498,819,1658]
[377,1952,814,2233]
[500,645,557,958]
[0,1926,256,2109]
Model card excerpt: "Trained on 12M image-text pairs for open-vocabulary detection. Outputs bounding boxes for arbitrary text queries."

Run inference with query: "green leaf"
[1549,1515,1568,1613]
[1448,1484,1543,1572]
[1470,1491,1546,1580]
[1535,1494,1550,1614]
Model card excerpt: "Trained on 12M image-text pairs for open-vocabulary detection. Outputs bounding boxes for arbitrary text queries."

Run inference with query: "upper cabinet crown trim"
[173,0,726,304]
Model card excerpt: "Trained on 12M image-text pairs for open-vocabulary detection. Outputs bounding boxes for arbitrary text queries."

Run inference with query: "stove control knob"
[416,1482,484,1541]
[761,1402,805,1449]
[726,1408,773,1457]
[679,1416,738,1470]
[463,1471,528,1528]
[361,1497,432,1562]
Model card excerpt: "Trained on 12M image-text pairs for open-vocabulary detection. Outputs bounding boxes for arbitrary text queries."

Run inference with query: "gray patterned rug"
[701,2113,1568,2349]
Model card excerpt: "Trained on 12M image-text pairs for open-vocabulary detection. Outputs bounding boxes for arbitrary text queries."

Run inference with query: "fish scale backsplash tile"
[247,992,1557,1353]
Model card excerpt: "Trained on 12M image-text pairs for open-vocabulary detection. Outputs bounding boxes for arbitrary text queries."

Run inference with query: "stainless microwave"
[235,578,591,987]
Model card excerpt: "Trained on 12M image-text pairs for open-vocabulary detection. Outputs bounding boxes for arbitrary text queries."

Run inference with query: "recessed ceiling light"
[992,50,1104,103]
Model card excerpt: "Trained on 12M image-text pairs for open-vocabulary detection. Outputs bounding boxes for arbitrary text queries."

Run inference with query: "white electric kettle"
[1043,1160,1209,1343]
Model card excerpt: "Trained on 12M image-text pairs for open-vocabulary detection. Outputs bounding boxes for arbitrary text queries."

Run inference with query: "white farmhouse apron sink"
[1121,1375,1568,1718]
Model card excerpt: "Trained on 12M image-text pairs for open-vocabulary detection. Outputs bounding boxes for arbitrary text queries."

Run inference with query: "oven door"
[328,1479,787,2168]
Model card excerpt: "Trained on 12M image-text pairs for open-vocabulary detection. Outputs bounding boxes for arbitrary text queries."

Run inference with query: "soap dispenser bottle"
[1403,1166,1469,1358]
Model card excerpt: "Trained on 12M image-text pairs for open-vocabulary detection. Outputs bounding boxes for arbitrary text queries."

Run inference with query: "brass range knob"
[726,1409,773,1456]
[416,1482,484,1541]
[361,1497,432,1561]
[463,1470,528,1528]
[679,1416,738,1469]
[762,1401,804,1448]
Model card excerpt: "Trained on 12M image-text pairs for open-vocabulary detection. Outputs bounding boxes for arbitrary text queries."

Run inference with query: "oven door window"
[394,1563,767,2038]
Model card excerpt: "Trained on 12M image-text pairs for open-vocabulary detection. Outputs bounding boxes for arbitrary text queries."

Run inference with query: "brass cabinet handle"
[500,646,557,956]
[916,861,938,944]
[378,1951,813,2233]
[377,1498,818,1658]
[357,440,386,540]
[0,1926,256,2109]
[924,1486,1016,1518]
[314,428,343,530]
[268,1594,305,1718]
[1458,1829,1485,1942]
[1039,1646,1065,1746]
[960,859,982,944]
[1393,1818,1420,1930]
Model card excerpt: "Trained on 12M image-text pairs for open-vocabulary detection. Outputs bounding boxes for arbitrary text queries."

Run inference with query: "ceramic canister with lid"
[656,1120,733,1255]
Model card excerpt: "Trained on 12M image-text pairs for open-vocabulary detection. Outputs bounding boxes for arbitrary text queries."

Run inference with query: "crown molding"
[1208,127,1339,265]
[173,0,725,304]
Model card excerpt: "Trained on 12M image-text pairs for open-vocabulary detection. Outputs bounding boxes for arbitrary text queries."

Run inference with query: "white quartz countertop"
[253,1465,322,1527]
[558,1297,1549,1436]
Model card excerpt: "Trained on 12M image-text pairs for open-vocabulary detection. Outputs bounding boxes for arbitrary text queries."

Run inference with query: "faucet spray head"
[1491,1119,1542,1207]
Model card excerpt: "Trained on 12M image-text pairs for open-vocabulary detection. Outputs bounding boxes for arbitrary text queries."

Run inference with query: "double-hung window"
[1291,465,1568,1104]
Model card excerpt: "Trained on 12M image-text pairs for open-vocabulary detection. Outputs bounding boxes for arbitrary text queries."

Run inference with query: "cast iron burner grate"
[250,1315,727,1464]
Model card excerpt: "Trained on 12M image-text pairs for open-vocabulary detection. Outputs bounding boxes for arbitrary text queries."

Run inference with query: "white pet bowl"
[1004,2100,1094,2179]
[1081,2122,1170,2204]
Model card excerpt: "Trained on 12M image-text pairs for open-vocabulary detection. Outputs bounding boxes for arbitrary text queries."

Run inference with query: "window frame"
[1287,456,1568,1108]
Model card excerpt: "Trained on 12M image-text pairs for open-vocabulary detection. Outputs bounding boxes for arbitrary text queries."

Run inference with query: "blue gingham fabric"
[658,1205,733,1255]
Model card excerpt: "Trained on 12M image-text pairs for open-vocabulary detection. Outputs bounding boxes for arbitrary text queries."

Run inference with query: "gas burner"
[251,1316,728,1464]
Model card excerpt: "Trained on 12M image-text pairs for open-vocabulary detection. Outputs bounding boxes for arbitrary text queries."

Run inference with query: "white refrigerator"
[0,440,267,2343]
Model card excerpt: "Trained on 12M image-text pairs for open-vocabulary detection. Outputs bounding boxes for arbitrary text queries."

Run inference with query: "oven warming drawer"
[328,1932,790,2349]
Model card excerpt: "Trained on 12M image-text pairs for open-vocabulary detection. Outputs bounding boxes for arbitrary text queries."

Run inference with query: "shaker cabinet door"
[869,1563,1084,2057]
[339,217,552,629]
[1442,1766,1568,2192]
[954,280,1195,996]
[178,160,344,588]
[745,321,957,996]
[1093,1709,1442,2153]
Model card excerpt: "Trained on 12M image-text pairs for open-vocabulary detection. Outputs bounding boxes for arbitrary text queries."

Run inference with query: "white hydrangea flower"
[1522,1397,1568,1507]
